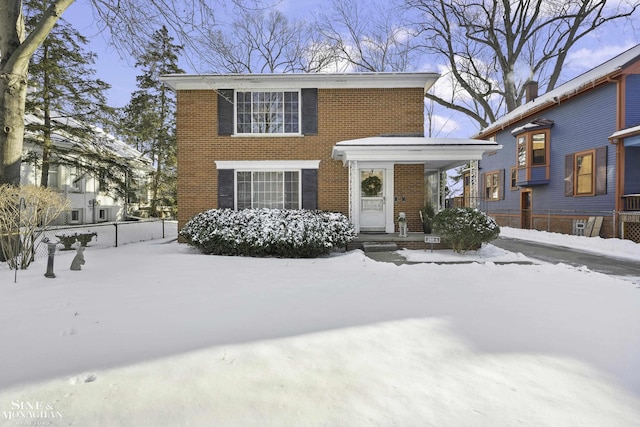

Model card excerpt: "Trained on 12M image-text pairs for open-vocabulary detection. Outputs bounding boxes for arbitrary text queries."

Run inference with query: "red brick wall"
[176,87,425,229]
[394,164,425,232]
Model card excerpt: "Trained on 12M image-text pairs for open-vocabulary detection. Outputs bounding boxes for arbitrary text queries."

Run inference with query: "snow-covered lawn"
[0,230,639,426]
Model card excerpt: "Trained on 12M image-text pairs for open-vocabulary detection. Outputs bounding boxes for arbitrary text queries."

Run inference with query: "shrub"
[179,208,356,258]
[0,185,71,269]
[432,207,500,253]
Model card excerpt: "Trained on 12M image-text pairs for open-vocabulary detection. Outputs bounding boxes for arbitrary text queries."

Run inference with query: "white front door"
[359,169,386,231]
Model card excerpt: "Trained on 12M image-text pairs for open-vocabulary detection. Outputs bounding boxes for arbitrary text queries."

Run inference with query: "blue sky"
[61,0,640,136]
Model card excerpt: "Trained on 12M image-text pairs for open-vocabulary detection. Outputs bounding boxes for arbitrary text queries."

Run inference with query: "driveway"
[491,236,640,279]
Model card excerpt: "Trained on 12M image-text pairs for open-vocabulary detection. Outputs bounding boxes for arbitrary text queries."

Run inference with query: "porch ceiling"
[331,137,502,170]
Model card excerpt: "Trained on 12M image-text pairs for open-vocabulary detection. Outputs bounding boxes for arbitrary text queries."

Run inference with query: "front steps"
[362,242,398,252]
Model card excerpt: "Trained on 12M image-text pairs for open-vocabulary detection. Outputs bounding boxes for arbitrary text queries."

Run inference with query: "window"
[47,166,59,189]
[575,150,594,195]
[513,125,551,186]
[484,170,504,201]
[98,209,108,221]
[516,130,548,167]
[565,147,607,197]
[70,210,80,223]
[236,91,300,134]
[517,136,527,166]
[510,167,518,190]
[69,166,83,192]
[531,133,546,165]
[236,171,300,209]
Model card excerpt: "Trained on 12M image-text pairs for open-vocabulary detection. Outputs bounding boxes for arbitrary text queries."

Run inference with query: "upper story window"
[516,130,548,167]
[531,133,546,165]
[218,89,317,136]
[512,119,553,187]
[47,165,59,189]
[69,166,83,192]
[236,91,300,135]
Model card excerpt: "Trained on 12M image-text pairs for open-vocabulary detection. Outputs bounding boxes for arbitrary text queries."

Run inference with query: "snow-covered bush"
[179,208,356,258]
[433,207,500,253]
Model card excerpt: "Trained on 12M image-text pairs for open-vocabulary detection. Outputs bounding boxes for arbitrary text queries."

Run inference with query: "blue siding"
[625,75,640,128]
[625,147,640,194]
[479,83,617,213]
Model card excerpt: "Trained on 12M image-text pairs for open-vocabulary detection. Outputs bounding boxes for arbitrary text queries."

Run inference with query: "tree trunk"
[0,0,75,186]
[0,73,28,186]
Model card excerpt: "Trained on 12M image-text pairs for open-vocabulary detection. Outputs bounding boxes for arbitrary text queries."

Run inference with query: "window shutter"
[498,169,505,200]
[301,88,318,135]
[480,173,486,200]
[218,169,235,209]
[595,146,607,195]
[301,169,318,209]
[217,89,234,136]
[564,154,574,196]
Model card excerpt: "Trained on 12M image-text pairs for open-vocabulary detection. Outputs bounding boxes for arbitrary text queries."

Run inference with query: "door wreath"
[361,175,382,196]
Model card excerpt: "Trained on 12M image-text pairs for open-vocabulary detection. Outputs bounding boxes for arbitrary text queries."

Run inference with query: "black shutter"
[564,154,574,196]
[498,169,505,200]
[217,89,234,136]
[595,146,607,195]
[218,169,235,209]
[301,169,318,210]
[301,88,318,135]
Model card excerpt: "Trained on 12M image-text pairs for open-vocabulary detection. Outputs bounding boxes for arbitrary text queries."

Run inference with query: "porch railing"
[622,194,640,211]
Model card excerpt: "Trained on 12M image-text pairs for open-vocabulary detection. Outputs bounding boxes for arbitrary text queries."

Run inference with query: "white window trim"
[233,89,302,136]
[216,160,320,210]
[70,209,81,224]
[216,160,320,170]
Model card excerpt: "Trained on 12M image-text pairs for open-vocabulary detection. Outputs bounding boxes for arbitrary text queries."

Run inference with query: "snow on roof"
[332,136,502,169]
[24,112,151,168]
[609,124,640,140]
[160,72,440,94]
[335,136,499,146]
[479,44,640,136]
[510,118,554,135]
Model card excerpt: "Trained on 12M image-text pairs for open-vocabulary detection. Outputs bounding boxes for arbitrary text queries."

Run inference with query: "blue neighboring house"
[475,44,640,242]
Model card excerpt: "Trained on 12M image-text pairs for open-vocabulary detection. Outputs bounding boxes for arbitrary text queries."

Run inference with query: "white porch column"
[348,160,360,233]
[470,160,479,208]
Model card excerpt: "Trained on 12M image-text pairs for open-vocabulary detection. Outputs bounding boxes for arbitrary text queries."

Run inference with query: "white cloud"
[564,42,637,73]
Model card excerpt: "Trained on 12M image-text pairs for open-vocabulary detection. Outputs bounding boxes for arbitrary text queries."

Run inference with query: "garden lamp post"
[44,238,57,278]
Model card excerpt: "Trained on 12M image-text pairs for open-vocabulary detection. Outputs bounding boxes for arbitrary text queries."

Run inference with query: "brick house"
[475,45,640,242]
[160,73,500,234]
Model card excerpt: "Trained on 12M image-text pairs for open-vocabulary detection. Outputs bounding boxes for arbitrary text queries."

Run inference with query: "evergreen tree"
[24,0,132,197]
[121,26,183,217]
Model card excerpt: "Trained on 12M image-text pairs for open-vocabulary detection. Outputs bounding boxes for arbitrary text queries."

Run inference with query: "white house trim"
[161,72,439,94]
[332,137,502,170]
[215,160,321,170]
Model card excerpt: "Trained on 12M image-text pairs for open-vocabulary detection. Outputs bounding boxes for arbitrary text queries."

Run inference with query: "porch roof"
[609,124,640,146]
[331,137,502,169]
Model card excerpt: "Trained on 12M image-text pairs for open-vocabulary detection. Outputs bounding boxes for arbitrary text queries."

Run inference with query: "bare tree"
[199,8,335,73]
[0,184,70,269]
[314,0,421,72]
[406,0,640,129]
[0,0,247,186]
